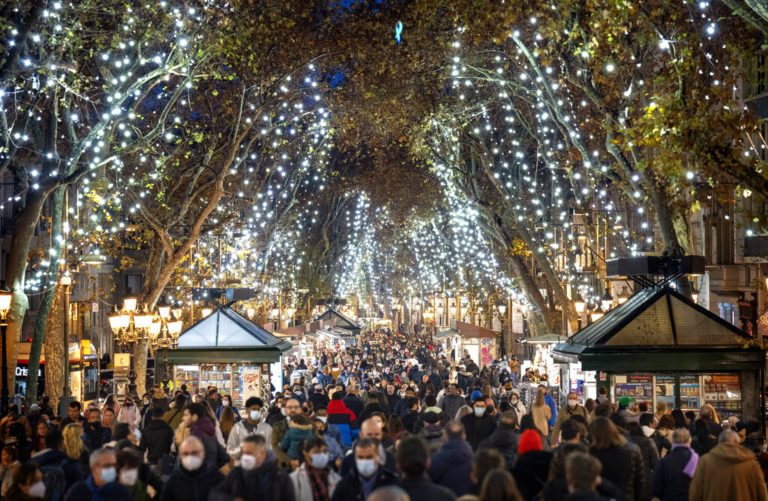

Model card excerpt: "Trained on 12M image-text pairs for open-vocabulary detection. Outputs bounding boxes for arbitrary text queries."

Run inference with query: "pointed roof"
[167,306,292,364]
[554,287,764,371]
[314,308,361,331]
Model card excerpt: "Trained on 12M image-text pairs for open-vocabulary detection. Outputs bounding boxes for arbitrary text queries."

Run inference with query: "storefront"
[167,306,292,406]
[434,320,499,367]
[554,287,765,421]
[15,343,45,399]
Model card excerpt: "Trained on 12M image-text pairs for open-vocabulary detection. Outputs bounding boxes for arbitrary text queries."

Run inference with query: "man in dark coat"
[140,407,175,466]
[439,384,465,422]
[478,410,519,468]
[161,436,225,501]
[652,428,698,501]
[427,422,473,497]
[460,396,496,450]
[30,430,84,493]
[343,386,364,419]
[396,435,455,501]
[211,435,294,501]
[82,408,111,452]
[331,438,398,501]
[63,448,132,501]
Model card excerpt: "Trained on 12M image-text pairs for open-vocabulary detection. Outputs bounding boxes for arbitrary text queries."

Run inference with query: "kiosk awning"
[167,306,292,364]
[553,287,764,371]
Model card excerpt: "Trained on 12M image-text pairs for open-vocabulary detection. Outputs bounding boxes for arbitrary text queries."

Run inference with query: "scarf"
[671,443,700,478]
[307,466,330,501]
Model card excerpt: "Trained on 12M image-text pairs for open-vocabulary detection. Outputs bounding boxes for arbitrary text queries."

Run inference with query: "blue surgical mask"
[100,467,117,484]
[474,407,486,417]
[355,458,376,477]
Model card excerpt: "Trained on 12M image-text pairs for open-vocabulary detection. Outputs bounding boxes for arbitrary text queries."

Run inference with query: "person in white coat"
[116,397,142,427]
[508,389,527,429]
[226,397,273,465]
[290,437,341,501]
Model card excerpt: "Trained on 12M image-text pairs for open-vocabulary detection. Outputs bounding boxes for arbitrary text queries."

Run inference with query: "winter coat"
[162,407,185,431]
[544,394,558,428]
[82,423,111,452]
[551,404,588,445]
[327,400,357,422]
[324,432,344,461]
[589,444,646,501]
[461,413,497,451]
[29,448,84,492]
[140,419,174,464]
[161,462,225,501]
[478,423,519,468]
[513,450,553,501]
[539,476,623,501]
[210,451,294,501]
[117,404,141,427]
[270,419,293,469]
[290,463,342,501]
[652,444,697,501]
[330,466,398,501]
[280,423,315,460]
[630,434,659,501]
[531,404,552,439]
[310,392,330,411]
[63,476,133,501]
[226,420,273,464]
[417,423,444,454]
[689,442,768,501]
[400,476,456,501]
[342,394,364,418]
[189,417,228,469]
[439,394,466,422]
[428,439,474,496]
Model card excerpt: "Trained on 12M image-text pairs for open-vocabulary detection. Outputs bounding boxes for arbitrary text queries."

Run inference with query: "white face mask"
[568,399,578,408]
[28,481,45,499]
[317,416,327,423]
[222,400,230,407]
[355,458,377,477]
[100,467,117,484]
[119,469,138,486]
[240,454,257,471]
[249,410,261,421]
[310,452,329,469]
[181,455,203,471]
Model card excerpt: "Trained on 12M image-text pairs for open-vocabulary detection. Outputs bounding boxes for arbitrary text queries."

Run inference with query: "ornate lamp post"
[574,292,586,330]
[0,284,13,413]
[148,306,183,393]
[108,298,154,400]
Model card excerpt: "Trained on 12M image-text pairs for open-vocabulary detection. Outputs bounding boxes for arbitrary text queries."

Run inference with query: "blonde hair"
[655,401,667,415]
[175,420,190,447]
[534,388,546,408]
[62,423,85,460]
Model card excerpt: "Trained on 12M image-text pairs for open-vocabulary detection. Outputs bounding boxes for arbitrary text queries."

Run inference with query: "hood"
[327,400,349,412]
[190,416,216,438]
[710,442,757,464]
[290,422,314,431]
[420,424,443,439]
[439,439,474,463]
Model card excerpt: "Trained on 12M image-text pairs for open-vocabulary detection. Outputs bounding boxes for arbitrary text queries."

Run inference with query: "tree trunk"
[5,191,48,395]
[25,186,65,405]
[43,280,65,413]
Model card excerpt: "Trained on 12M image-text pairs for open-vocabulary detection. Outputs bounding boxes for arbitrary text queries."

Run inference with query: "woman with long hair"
[479,468,523,501]
[31,421,48,453]
[589,417,645,501]
[62,423,88,474]
[4,463,44,501]
[652,414,675,457]
[218,407,236,442]
[530,388,552,440]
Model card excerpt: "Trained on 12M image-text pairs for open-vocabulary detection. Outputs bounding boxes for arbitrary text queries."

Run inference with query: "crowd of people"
[0,328,765,500]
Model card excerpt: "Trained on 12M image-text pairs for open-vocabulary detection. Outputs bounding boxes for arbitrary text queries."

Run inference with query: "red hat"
[518,429,543,455]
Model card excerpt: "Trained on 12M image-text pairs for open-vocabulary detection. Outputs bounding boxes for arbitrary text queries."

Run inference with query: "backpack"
[39,458,67,501]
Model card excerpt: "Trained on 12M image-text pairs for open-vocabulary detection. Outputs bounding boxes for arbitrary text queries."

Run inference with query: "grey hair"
[718,429,740,444]
[368,486,411,501]
[89,447,115,468]
[671,428,691,444]
[180,435,205,452]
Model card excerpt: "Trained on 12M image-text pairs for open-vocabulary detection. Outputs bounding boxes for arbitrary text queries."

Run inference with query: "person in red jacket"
[327,391,357,422]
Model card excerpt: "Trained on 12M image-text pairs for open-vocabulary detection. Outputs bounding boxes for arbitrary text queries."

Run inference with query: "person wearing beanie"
[513,429,553,500]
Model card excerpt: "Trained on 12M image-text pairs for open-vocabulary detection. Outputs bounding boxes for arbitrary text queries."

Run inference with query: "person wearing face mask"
[339,419,397,477]
[5,463,46,501]
[161,436,224,501]
[63,448,132,501]
[116,449,150,501]
[140,407,174,470]
[507,389,527,426]
[82,409,111,453]
[460,395,497,451]
[211,435,294,501]
[330,438,397,501]
[29,430,84,496]
[314,408,342,447]
[313,418,344,467]
[215,394,241,421]
[226,397,273,466]
[289,438,341,501]
[117,398,142,428]
[551,392,588,446]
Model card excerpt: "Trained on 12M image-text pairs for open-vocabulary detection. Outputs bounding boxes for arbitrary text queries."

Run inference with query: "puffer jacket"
[428,439,474,496]
[280,422,315,460]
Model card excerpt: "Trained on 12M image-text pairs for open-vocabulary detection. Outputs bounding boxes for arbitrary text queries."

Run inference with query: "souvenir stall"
[554,287,765,422]
[167,306,292,406]
[518,334,568,406]
[433,320,499,367]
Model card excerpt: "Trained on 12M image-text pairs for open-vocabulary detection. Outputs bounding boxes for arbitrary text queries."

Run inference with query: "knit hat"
[470,390,483,402]
[423,411,440,424]
[618,396,632,408]
[518,429,543,455]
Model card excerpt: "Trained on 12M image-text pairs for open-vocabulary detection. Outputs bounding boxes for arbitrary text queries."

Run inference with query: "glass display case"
[614,375,653,407]
[679,375,701,411]
[703,374,742,420]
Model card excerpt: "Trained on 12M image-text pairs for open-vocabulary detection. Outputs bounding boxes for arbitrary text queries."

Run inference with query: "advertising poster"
[242,368,261,401]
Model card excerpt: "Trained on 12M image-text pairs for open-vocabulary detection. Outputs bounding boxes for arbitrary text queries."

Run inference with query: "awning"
[553,287,764,371]
[520,334,568,344]
[167,306,292,364]
[435,328,459,340]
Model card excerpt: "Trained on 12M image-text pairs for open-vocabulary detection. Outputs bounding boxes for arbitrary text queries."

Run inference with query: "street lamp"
[590,304,605,323]
[617,286,631,305]
[109,298,154,400]
[0,284,12,414]
[601,287,614,312]
[148,308,183,392]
